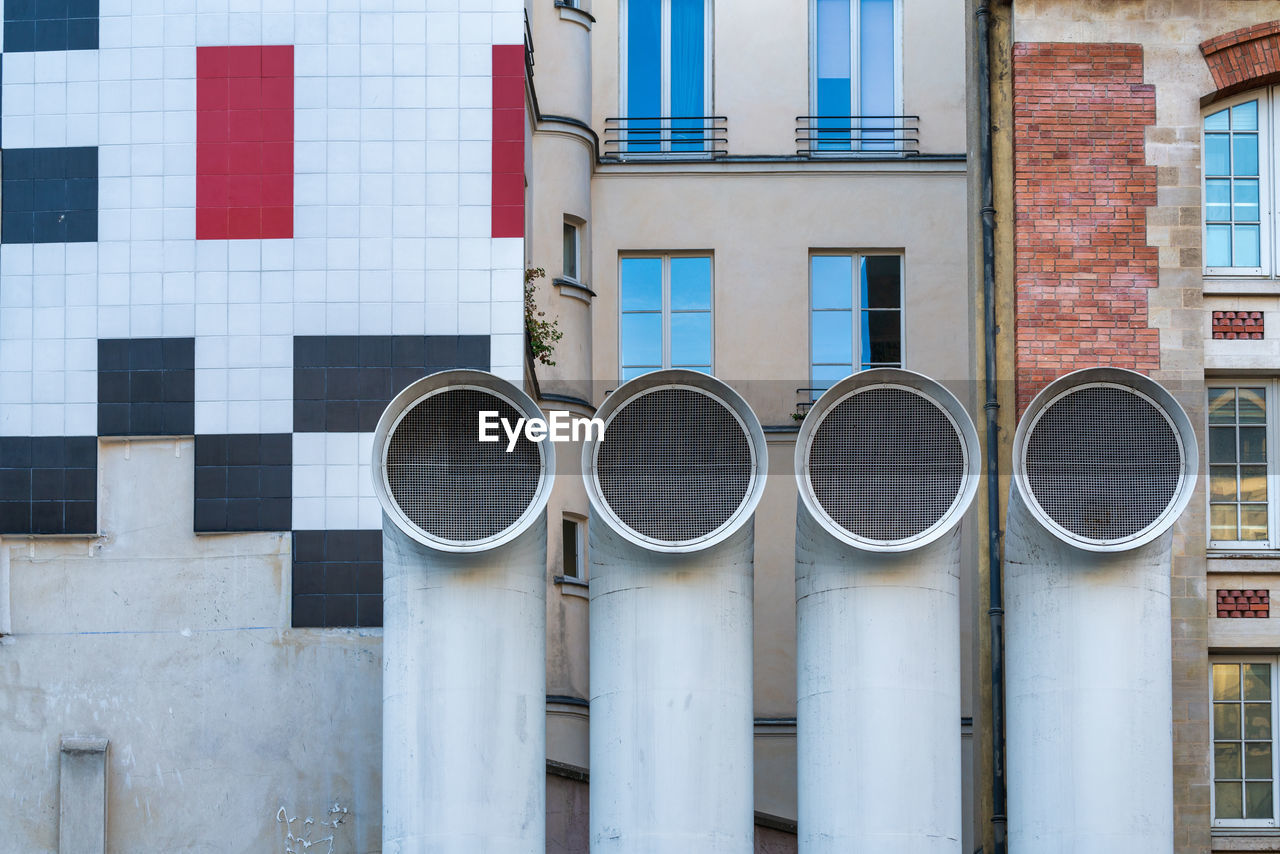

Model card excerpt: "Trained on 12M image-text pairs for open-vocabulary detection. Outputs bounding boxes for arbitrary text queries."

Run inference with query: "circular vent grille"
[593,387,755,544]
[807,386,966,543]
[385,388,544,544]
[1024,385,1183,542]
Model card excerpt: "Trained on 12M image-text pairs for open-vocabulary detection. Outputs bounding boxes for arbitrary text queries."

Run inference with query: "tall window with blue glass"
[624,0,708,152]
[814,0,899,150]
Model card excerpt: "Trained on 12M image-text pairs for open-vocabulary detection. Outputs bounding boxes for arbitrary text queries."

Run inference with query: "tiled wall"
[0,0,527,628]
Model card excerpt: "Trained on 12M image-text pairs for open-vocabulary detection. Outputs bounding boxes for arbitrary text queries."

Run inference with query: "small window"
[562,516,585,579]
[1208,383,1274,548]
[563,220,580,281]
[1213,658,1279,827]
[1205,96,1266,274]
[621,0,711,153]
[619,253,713,380]
[810,253,903,395]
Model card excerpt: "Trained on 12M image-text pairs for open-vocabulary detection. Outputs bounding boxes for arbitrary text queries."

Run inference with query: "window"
[1213,658,1278,826]
[562,516,585,579]
[1204,93,1270,275]
[810,253,902,394]
[619,254,712,380]
[563,219,580,281]
[1208,384,1274,548]
[811,0,901,151]
[621,0,710,153]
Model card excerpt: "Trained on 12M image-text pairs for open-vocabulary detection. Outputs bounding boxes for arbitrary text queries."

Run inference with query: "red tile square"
[491,204,523,239]
[492,44,525,78]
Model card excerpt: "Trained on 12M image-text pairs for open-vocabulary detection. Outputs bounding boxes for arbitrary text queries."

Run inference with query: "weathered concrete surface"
[0,438,381,853]
[58,737,108,854]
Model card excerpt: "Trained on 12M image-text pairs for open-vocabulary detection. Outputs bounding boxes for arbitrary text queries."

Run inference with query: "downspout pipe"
[975,0,1007,849]
[581,370,768,854]
[793,369,981,853]
[371,370,555,854]
[1005,368,1198,853]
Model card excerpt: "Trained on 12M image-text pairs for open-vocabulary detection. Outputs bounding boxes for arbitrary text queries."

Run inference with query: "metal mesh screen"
[594,387,754,543]
[385,388,543,542]
[1025,385,1182,541]
[808,387,966,542]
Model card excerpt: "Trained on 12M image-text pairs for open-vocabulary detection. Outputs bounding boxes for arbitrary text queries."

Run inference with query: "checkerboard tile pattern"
[0,1,527,628]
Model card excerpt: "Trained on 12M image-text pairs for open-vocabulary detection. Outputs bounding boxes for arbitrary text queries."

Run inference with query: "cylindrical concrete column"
[372,370,555,854]
[1005,367,1198,854]
[793,369,980,854]
[582,370,768,854]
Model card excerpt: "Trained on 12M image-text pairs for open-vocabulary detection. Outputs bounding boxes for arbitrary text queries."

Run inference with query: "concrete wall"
[0,438,381,853]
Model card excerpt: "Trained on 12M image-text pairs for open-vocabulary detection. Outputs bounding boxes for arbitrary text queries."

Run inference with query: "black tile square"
[162,402,193,434]
[0,469,30,500]
[293,399,325,433]
[64,501,96,534]
[1,148,97,243]
[130,402,164,436]
[294,336,326,367]
[225,499,260,531]
[260,434,292,462]
[393,336,426,367]
[325,336,358,366]
[424,336,458,367]
[390,368,426,394]
[161,370,194,402]
[324,401,359,432]
[193,498,227,532]
[65,437,96,469]
[324,595,357,628]
[356,562,382,594]
[356,531,382,560]
[357,401,385,433]
[327,529,360,561]
[64,467,95,500]
[259,466,291,499]
[293,530,326,562]
[30,468,65,501]
[194,434,227,466]
[2,20,34,52]
[258,498,290,532]
[456,336,489,369]
[357,367,390,401]
[0,501,31,533]
[97,339,194,436]
[226,466,259,499]
[226,434,260,467]
[30,501,63,534]
[30,437,64,468]
[327,367,359,400]
[194,466,226,500]
[66,15,95,50]
[97,340,129,370]
[357,594,383,628]
[358,336,391,367]
[0,437,32,469]
[293,563,325,596]
[97,371,129,403]
[292,595,325,628]
[129,338,164,370]
[162,337,194,370]
[33,17,68,51]
[324,563,355,595]
[294,368,325,401]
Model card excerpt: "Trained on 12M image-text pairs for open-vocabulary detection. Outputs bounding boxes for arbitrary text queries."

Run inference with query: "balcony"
[795,115,920,157]
[602,116,728,162]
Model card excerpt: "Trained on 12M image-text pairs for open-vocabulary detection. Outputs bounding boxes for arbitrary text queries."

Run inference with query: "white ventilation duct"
[371,369,554,854]
[582,369,767,854]
[793,369,980,853]
[1005,367,1197,853]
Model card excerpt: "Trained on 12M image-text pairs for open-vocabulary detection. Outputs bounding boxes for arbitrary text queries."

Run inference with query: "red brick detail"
[491,45,525,239]
[196,45,294,240]
[1201,22,1280,100]
[1013,43,1160,413]
[1217,588,1271,618]
[1213,310,1265,339]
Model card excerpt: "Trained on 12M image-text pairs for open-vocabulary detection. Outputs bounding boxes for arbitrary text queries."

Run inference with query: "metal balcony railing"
[795,115,920,156]
[603,116,728,161]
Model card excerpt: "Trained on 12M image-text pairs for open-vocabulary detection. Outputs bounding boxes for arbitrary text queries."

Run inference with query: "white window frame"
[563,217,581,283]
[809,251,905,393]
[1204,88,1272,278]
[618,0,714,152]
[562,513,586,579]
[618,251,714,380]
[1207,380,1279,550]
[1211,655,1280,828]
[807,0,904,125]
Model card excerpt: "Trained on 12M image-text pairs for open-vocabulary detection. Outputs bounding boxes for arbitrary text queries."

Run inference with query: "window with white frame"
[1204,93,1268,275]
[1208,383,1273,548]
[562,515,585,579]
[563,219,581,282]
[619,254,712,380]
[1213,658,1278,826]
[810,253,903,394]
[811,0,901,150]
[621,0,711,153]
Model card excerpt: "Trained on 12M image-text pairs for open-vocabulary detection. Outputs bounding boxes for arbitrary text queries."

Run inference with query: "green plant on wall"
[525,267,564,366]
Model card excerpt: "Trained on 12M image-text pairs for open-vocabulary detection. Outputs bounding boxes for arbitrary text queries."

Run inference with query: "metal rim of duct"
[1011,366,1199,553]
[370,368,556,553]
[581,368,769,553]
[795,367,983,552]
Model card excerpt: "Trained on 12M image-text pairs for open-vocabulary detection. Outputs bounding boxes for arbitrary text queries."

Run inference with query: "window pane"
[862,310,902,366]
[812,310,854,364]
[1234,134,1260,177]
[1235,179,1261,221]
[812,256,854,309]
[1233,99,1260,131]
[670,257,712,310]
[1217,702,1243,739]
[1240,388,1267,423]
[620,258,662,310]
[1218,742,1243,779]
[1247,742,1273,779]
[1211,466,1239,502]
[1242,466,1268,502]
[670,0,705,150]
[1245,664,1272,701]
[1209,388,1237,424]
[1207,224,1232,267]
[1240,426,1266,463]
[1211,426,1238,463]
[1242,504,1269,541]
[1217,781,1244,819]
[620,312,662,367]
[862,256,902,308]
[1217,664,1243,700]
[1206,180,1231,222]
[816,0,851,120]
[1211,503,1239,541]
[1247,781,1274,818]
[622,365,656,381]
[812,363,851,393]
[563,223,577,280]
[670,312,712,366]
[1246,703,1274,739]
[1206,134,1230,176]
[626,0,661,151]
[562,518,579,578]
[859,0,895,118]
[1205,107,1230,132]
[1235,224,1261,268]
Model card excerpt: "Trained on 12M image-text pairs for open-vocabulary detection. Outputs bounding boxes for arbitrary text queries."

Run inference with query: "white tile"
[292,496,326,531]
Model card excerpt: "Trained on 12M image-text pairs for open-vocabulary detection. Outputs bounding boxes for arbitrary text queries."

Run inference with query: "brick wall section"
[1217,588,1270,618]
[1212,310,1264,339]
[1013,43,1160,412]
[1200,21,1280,101]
